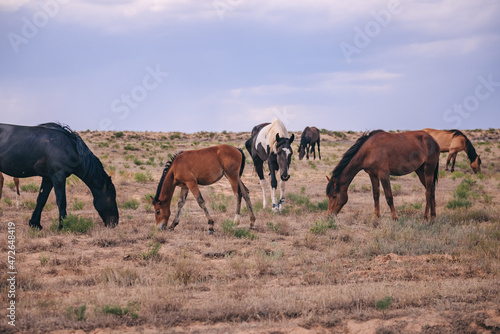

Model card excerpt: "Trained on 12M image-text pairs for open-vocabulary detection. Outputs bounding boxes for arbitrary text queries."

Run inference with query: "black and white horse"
[298,126,321,160]
[245,118,294,212]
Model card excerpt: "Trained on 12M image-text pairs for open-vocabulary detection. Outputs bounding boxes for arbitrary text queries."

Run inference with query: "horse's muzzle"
[281,174,290,181]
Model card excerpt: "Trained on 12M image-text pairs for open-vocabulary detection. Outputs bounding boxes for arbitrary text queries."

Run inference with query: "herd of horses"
[0,121,482,232]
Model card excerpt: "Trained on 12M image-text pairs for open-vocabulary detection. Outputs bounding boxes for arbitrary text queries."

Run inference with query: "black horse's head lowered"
[0,122,119,229]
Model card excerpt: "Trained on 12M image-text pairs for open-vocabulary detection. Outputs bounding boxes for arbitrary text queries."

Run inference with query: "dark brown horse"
[422,128,481,173]
[298,126,321,160]
[0,172,20,205]
[326,130,440,220]
[152,145,255,233]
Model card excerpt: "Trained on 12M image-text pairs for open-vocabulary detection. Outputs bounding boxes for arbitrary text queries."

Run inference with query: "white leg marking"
[260,179,267,208]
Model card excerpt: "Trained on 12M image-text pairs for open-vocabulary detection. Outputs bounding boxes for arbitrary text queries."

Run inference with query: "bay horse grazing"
[0,172,20,205]
[326,130,440,220]
[245,118,294,212]
[0,123,119,229]
[422,128,481,173]
[298,126,321,160]
[152,145,255,233]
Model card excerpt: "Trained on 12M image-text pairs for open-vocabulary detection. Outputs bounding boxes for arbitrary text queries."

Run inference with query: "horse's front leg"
[28,177,54,229]
[278,179,286,212]
[52,173,68,230]
[186,182,215,234]
[254,158,267,209]
[369,173,381,218]
[268,164,279,212]
[171,187,189,230]
[380,175,397,220]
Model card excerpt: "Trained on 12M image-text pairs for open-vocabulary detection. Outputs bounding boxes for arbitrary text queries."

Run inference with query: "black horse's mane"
[447,129,479,162]
[154,152,184,202]
[37,122,111,190]
[327,129,385,196]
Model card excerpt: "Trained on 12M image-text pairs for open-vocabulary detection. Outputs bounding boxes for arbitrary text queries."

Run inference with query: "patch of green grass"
[101,302,139,319]
[114,131,124,138]
[446,199,471,209]
[72,199,85,210]
[309,217,337,235]
[222,220,258,240]
[375,296,392,317]
[121,199,139,210]
[451,171,465,180]
[2,197,13,206]
[66,304,87,321]
[21,182,40,193]
[23,200,36,210]
[50,214,95,234]
[141,242,162,260]
[134,171,153,183]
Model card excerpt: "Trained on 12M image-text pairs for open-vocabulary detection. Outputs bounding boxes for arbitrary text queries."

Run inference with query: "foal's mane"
[154,152,184,202]
[37,123,111,190]
[327,130,384,195]
[267,118,289,154]
[449,129,479,162]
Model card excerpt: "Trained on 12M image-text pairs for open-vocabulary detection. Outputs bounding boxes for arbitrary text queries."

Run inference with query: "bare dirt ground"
[1,128,499,334]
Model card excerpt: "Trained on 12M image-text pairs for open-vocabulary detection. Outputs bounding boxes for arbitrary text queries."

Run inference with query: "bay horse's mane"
[267,118,289,154]
[327,129,385,196]
[37,123,112,190]
[448,129,479,162]
[154,151,184,202]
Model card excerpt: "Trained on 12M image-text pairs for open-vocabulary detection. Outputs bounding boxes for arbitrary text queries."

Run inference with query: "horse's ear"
[276,133,281,142]
[326,176,330,182]
[289,133,294,144]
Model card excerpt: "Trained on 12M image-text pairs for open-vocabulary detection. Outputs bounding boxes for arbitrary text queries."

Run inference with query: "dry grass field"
[1,128,499,334]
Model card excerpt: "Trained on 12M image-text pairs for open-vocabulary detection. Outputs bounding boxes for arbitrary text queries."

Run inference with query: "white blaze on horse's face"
[277,145,292,181]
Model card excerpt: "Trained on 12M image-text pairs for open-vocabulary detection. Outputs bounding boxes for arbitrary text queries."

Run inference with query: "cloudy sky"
[1,0,499,132]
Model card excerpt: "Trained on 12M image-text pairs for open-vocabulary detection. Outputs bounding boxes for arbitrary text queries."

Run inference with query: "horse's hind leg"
[171,187,189,230]
[52,173,68,229]
[415,166,435,220]
[317,140,321,160]
[29,177,53,229]
[227,173,243,224]
[186,182,215,234]
[239,179,256,228]
[450,151,458,172]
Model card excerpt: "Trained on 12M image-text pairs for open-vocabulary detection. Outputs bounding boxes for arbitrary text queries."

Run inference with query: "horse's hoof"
[208,229,214,235]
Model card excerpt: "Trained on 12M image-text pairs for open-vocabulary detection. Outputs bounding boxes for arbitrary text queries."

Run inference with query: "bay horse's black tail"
[433,159,439,188]
[237,148,249,195]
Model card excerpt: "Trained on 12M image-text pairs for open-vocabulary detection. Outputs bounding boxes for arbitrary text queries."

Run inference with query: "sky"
[0,0,499,133]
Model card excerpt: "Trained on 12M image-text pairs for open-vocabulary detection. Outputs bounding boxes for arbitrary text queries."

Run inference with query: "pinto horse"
[326,130,440,220]
[422,128,481,173]
[152,145,255,233]
[298,126,321,160]
[0,123,119,229]
[245,118,294,212]
[0,172,20,205]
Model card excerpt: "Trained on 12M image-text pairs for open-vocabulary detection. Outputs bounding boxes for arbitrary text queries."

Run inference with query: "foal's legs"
[186,181,215,233]
[380,174,397,220]
[170,187,189,230]
[29,177,54,229]
[368,173,381,217]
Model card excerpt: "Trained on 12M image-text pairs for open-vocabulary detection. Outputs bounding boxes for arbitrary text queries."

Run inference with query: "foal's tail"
[238,148,246,177]
[237,148,250,195]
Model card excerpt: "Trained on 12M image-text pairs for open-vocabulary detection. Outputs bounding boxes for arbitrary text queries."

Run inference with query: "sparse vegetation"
[1,128,498,334]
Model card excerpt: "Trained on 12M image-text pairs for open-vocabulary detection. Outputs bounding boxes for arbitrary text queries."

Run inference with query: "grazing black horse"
[0,123,119,229]
[245,118,294,212]
[298,126,321,160]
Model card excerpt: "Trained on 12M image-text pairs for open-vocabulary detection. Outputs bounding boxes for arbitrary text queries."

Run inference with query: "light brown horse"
[326,130,440,220]
[0,172,20,206]
[152,145,255,233]
[422,128,481,173]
